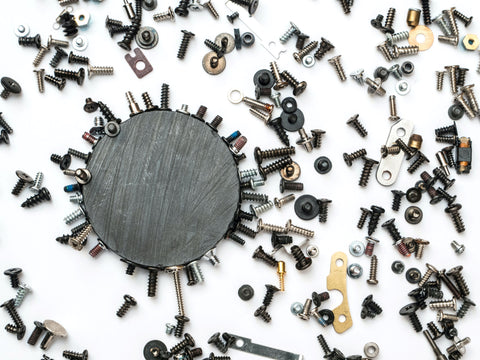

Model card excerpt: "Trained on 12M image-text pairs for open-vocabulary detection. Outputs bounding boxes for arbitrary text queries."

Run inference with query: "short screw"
[170,333,195,354]
[293,41,318,63]
[18,34,42,48]
[446,265,470,298]
[153,6,176,22]
[14,283,31,307]
[33,69,45,93]
[328,55,347,81]
[365,77,386,96]
[407,151,430,174]
[399,303,422,332]
[116,294,137,317]
[296,128,314,152]
[252,245,278,267]
[279,22,300,44]
[377,42,393,61]
[343,148,367,166]
[47,35,69,48]
[280,70,307,96]
[436,71,446,91]
[367,205,385,235]
[450,240,465,254]
[357,207,371,229]
[391,190,405,211]
[429,298,457,310]
[346,114,368,137]
[27,321,45,345]
[11,171,34,196]
[4,268,22,288]
[298,298,313,320]
[33,46,49,67]
[68,51,89,65]
[314,37,335,60]
[389,95,400,121]
[291,245,312,270]
[274,194,295,208]
[62,350,89,360]
[226,11,239,24]
[253,305,272,323]
[358,157,379,187]
[437,310,458,322]
[444,203,465,233]
[317,198,332,223]
[419,263,439,287]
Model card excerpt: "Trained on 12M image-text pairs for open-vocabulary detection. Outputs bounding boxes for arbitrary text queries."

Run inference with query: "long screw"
[328,55,347,81]
[359,157,379,187]
[33,69,45,93]
[346,114,368,137]
[167,267,186,316]
[423,330,448,360]
[367,255,379,285]
[177,30,195,59]
[357,207,371,229]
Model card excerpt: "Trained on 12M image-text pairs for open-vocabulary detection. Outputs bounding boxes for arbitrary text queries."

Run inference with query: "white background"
[0,0,478,359]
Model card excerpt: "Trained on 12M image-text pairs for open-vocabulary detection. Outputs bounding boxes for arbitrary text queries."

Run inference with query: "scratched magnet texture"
[83,110,240,268]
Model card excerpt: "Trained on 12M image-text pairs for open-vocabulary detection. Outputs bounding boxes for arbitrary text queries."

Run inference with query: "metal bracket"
[228,334,303,360]
[125,48,153,78]
[376,118,414,186]
[326,252,353,333]
[224,1,286,59]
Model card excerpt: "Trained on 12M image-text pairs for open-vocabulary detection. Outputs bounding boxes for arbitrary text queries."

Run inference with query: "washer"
[318,309,335,325]
[14,24,30,37]
[349,241,365,257]
[215,33,235,54]
[408,25,434,51]
[74,10,91,27]
[302,55,315,68]
[294,195,320,220]
[228,89,243,104]
[364,342,379,358]
[396,80,410,95]
[281,97,297,114]
[202,51,226,75]
[136,27,159,49]
[241,32,255,47]
[72,35,88,51]
[280,109,305,132]
[280,161,301,181]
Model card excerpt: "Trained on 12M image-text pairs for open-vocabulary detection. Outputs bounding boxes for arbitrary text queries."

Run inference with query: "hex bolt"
[293,41,318,63]
[359,157,378,187]
[30,69,45,94]
[62,350,88,360]
[357,207,371,229]
[116,294,137,317]
[44,74,66,90]
[290,245,312,270]
[11,171,34,196]
[285,219,314,238]
[280,70,307,96]
[343,148,367,166]
[367,205,385,235]
[346,114,368,137]
[328,55,347,81]
[298,298,312,320]
[365,77,386,96]
[399,303,422,332]
[252,245,278,267]
[447,266,470,298]
[444,203,465,233]
[279,22,300,44]
[407,151,429,174]
[366,255,379,285]
[436,71,445,91]
[4,268,22,288]
[296,128,314,152]
[253,305,272,323]
[423,329,448,360]
[27,321,45,345]
[314,37,335,60]
[450,240,465,254]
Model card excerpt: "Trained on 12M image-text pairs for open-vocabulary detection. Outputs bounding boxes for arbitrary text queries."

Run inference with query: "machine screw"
[33,46,49,67]
[290,245,312,270]
[27,321,45,345]
[347,114,368,137]
[365,77,386,96]
[359,157,378,187]
[311,129,326,148]
[328,55,347,81]
[296,128,314,152]
[437,310,458,322]
[252,245,278,267]
[366,255,379,285]
[63,350,88,360]
[450,240,465,254]
[33,69,45,93]
[11,171,34,196]
[116,295,137,318]
[298,298,312,320]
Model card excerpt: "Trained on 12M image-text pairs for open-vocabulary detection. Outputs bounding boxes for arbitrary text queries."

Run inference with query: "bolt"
[116,294,137,317]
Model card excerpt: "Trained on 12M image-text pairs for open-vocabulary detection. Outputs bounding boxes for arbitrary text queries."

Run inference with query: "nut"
[462,34,479,51]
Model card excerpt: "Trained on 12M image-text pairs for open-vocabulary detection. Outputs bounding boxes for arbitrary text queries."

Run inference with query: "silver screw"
[87,65,114,78]
[204,248,220,266]
[14,284,32,307]
[33,46,49,67]
[389,95,400,121]
[279,22,300,44]
[451,240,465,254]
[298,298,312,320]
[166,266,185,316]
[30,172,44,192]
[33,69,45,93]
[274,194,295,208]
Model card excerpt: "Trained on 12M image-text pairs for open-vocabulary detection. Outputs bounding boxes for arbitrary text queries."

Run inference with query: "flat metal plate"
[376,118,414,186]
[228,334,303,360]
[125,48,153,78]
[83,110,240,268]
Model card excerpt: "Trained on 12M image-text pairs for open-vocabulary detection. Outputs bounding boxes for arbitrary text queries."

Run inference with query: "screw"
[47,35,69,48]
[1,299,25,339]
[317,199,332,223]
[395,138,417,159]
[153,6,175,22]
[399,303,422,332]
[87,65,114,79]
[347,114,368,137]
[423,329,448,360]
[382,218,410,256]
[279,22,300,43]
[430,298,457,310]
[88,240,106,258]
[298,298,312,320]
[311,129,326,148]
[366,255,379,285]
[290,245,312,270]
[433,14,452,36]
[258,156,292,180]
[68,51,89,65]
[365,77,386,96]
[446,337,471,358]
[293,41,318,63]
[262,284,280,307]
[454,9,473,27]
[250,201,274,218]
[357,207,371,229]
[54,68,85,85]
[436,71,445,91]
[388,95,400,121]
[461,84,479,115]
[450,240,465,254]
[407,151,430,174]
[280,70,307,96]
[33,46,49,67]
[414,239,430,259]
[63,350,88,360]
[274,194,295,208]
[27,321,45,345]
[49,46,68,67]
[314,37,335,60]
[254,146,295,164]
[208,332,227,353]
[44,74,66,90]
[116,294,137,317]
[268,61,288,90]
[317,334,334,358]
[437,310,458,322]
[277,261,286,291]
[177,30,195,59]
[443,8,459,36]
[230,0,258,15]
[392,44,419,58]
[446,266,470,298]
[328,55,347,81]
[18,34,42,48]
[457,298,476,318]
[14,284,31,307]
[170,333,195,354]
[419,263,439,287]
[391,190,405,211]
[226,11,239,23]
[359,157,378,187]
[4,268,22,289]
[252,245,278,267]
[267,117,290,146]
[257,219,285,234]
[432,168,455,190]
[11,171,34,196]
[253,305,271,323]
[444,203,465,233]
[364,236,379,257]
[343,148,367,166]
[296,128,314,152]
[385,31,409,45]
[367,205,385,235]
[203,1,219,19]
[285,219,314,238]
[33,69,45,93]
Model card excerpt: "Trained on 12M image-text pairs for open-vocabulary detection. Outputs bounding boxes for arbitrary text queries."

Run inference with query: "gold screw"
[277,261,286,291]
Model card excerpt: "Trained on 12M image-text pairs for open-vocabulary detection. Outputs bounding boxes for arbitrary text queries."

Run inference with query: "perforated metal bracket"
[376,118,414,186]
[225,1,286,59]
[228,334,303,360]
[125,48,153,78]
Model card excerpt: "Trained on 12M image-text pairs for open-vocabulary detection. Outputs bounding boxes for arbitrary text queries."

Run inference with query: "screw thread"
[268,119,290,146]
[444,8,458,36]
[367,208,384,235]
[251,201,274,217]
[49,47,68,67]
[344,148,367,166]
[427,321,443,339]
[291,245,310,264]
[125,263,136,275]
[174,318,186,338]
[141,92,157,111]
[318,200,331,223]
[359,159,377,187]
[447,208,465,233]
[31,172,44,191]
[21,188,51,208]
[429,299,456,309]
[63,350,87,360]
[395,138,417,158]
[377,43,394,62]
[106,16,123,27]
[254,306,272,323]
[44,75,66,90]
[11,179,26,196]
[68,224,92,250]
[54,68,84,84]
[463,87,479,114]
[241,192,268,203]
[88,66,114,78]
[367,255,378,283]
[436,135,457,144]
[228,233,246,246]
[262,287,278,307]
[457,300,474,318]
[347,115,368,137]
[64,208,84,225]
[314,38,335,60]
[328,56,347,81]
[280,70,301,87]
[450,272,470,297]
[14,286,29,307]
[257,220,286,234]
[279,24,298,43]
[2,300,24,327]
[252,246,278,267]
[286,222,314,238]
[27,324,44,345]
[160,83,170,110]
[177,31,195,59]
[116,301,133,317]
[317,334,331,355]
[69,52,89,65]
[88,242,105,257]
[210,115,222,129]
[237,223,257,238]
[407,153,429,174]
[436,71,445,91]
[204,1,219,19]
[409,312,423,332]
[261,156,293,176]
[260,146,296,161]
[188,262,204,282]
[274,194,295,208]
[148,269,158,297]
[419,269,435,287]
[34,69,45,93]
[456,68,468,88]
[357,208,371,229]
[294,41,319,62]
[98,101,121,123]
[153,7,175,21]
[389,31,409,44]
[385,7,396,29]
[33,47,48,67]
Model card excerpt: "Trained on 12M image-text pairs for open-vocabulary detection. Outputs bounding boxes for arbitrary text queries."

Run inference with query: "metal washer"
[14,24,30,37]
[202,51,226,75]
[72,35,88,51]
[280,161,301,181]
[349,241,365,257]
[136,27,159,49]
[215,33,235,54]
[364,342,379,358]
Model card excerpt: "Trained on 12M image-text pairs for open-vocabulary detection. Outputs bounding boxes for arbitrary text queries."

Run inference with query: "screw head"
[4,268,22,276]
[293,81,307,96]
[1,77,22,94]
[16,171,34,183]
[399,303,419,316]
[123,294,137,306]
[184,333,195,347]
[445,203,462,213]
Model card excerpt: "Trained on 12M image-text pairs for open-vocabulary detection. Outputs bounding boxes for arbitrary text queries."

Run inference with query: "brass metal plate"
[326,251,353,333]
[408,25,434,51]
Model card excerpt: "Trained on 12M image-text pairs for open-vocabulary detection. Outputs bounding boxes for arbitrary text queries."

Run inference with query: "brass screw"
[277,261,286,291]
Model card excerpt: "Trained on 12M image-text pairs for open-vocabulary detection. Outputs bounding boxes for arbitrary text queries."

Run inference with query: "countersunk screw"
[314,37,335,60]
[54,68,85,86]
[377,42,393,62]
[328,55,347,81]
[63,350,88,360]
[367,205,385,235]
[254,146,296,164]
[444,203,465,233]
[407,151,430,174]
[419,263,438,287]
[4,268,22,288]
[450,240,465,254]
[252,245,278,267]
[290,245,312,270]
[346,114,368,137]
[262,284,280,307]
[280,70,307,96]
[358,157,378,187]
[279,22,300,44]
[226,11,239,24]
[366,255,379,285]
[274,194,295,208]
[18,34,42,48]
[357,207,371,229]
[454,9,473,27]
[33,46,49,67]
[116,294,137,317]
[33,69,45,93]
[365,77,386,96]
[27,321,45,345]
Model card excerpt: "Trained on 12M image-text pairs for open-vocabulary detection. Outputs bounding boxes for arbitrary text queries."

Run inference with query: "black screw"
[185,265,197,286]
[290,245,312,270]
[21,188,51,208]
[346,114,368,137]
[4,268,22,288]
[252,246,278,267]
[343,148,366,166]
[357,207,371,229]
[105,15,124,28]
[148,268,158,297]
[317,334,334,359]
[63,350,88,360]
[0,113,13,134]
[280,70,307,96]
[453,9,473,27]
[50,153,72,170]
[175,0,189,17]
[230,0,259,15]
[49,47,68,67]
[433,167,455,189]
[408,288,428,310]
[391,190,405,211]
[44,74,66,90]
[11,170,34,196]
[399,303,422,332]
[254,146,296,164]
[204,39,225,58]
[68,51,89,65]
[184,347,203,360]
[407,151,430,174]
[271,233,292,248]
[237,209,254,222]
[312,291,330,307]
[258,156,293,180]
[279,178,303,193]
[226,11,239,23]
[457,298,476,318]
[98,101,122,124]
[318,198,332,223]
[159,83,171,111]
[436,188,456,205]
[395,138,417,159]
[267,117,290,146]
[367,205,385,235]
[1,77,22,99]
[314,37,335,60]
[170,333,195,354]
[359,157,378,187]
[435,123,457,136]
[1,299,26,339]
[262,284,280,307]
[108,25,131,37]
[174,315,190,338]
[444,203,465,233]
[116,294,137,317]
[0,129,9,145]
[311,129,326,148]
[295,33,309,50]
[18,34,41,48]
[54,68,85,86]
[241,191,268,203]
[236,223,256,238]
[446,266,470,298]
[426,321,444,340]
[27,321,45,345]
[253,305,271,323]
[221,333,236,352]
[208,332,227,353]
[177,30,195,59]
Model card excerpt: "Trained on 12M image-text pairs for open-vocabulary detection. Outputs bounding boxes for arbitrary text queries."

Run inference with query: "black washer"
[405,268,422,284]
[448,104,464,120]
[238,284,254,301]
[253,69,275,89]
[318,309,335,325]
[241,32,255,47]
[281,97,297,113]
[143,340,169,360]
[401,61,414,75]
[405,187,422,203]
[294,195,320,220]
[314,156,332,174]
[280,109,305,132]
[391,260,405,274]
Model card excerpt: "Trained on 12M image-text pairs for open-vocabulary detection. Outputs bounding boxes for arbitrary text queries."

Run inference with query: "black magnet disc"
[83,110,240,269]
